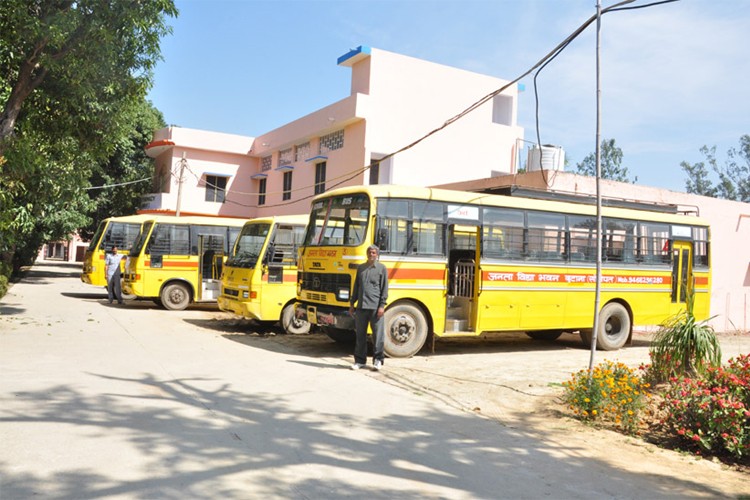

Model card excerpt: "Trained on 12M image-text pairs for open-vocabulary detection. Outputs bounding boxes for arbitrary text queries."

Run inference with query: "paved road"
[0,261,745,499]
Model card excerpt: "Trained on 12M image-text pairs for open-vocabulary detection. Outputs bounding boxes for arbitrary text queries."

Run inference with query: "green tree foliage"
[0,0,176,274]
[575,138,637,183]
[82,100,166,241]
[681,136,750,202]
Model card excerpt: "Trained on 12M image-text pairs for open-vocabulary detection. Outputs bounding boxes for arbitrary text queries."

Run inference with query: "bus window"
[693,226,709,268]
[413,201,445,256]
[568,215,597,262]
[376,199,409,254]
[639,222,670,265]
[603,218,637,263]
[527,211,565,261]
[148,224,190,256]
[483,207,524,259]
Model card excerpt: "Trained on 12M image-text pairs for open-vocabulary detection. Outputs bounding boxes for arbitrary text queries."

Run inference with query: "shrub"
[0,274,7,299]
[562,360,651,434]
[659,353,750,459]
[646,294,721,384]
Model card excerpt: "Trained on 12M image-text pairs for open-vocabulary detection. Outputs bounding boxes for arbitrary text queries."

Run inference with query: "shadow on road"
[0,372,731,499]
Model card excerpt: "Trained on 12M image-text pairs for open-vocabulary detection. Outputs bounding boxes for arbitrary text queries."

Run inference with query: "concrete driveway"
[1,261,746,499]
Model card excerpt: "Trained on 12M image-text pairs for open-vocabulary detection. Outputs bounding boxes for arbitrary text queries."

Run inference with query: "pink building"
[142,46,523,218]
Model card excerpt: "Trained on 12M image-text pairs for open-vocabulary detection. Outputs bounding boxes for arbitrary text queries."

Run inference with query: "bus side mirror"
[263,243,275,265]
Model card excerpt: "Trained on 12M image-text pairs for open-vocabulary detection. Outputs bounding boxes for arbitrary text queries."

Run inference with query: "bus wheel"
[597,302,631,351]
[322,327,355,344]
[525,330,563,341]
[281,304,311,335]
[160,282,191,311]
[384,303,428,358]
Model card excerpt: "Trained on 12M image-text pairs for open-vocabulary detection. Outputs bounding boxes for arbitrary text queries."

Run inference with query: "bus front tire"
[579,302,631,351]
[160,282,191,311]
[281,304,311,335]
[384,302,428,358]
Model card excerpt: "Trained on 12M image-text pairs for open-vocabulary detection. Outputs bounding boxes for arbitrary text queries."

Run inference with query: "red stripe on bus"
[482,270,673,285]
[386,268,444,280]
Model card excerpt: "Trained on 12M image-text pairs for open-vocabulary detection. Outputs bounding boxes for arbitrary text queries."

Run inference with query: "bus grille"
[299,272,351,294]
[223,288,239,297]
[305,292,327,302]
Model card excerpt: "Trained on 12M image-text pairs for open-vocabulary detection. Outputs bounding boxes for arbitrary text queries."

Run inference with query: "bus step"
[445,319,469,331]
[446,306,465,320]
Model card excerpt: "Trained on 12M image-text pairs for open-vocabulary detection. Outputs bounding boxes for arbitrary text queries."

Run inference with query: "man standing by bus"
[349,245,389,371]
[105,246,124,305]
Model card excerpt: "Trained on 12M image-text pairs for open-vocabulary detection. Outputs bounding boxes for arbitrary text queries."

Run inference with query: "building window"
[369,161,380,185]
[295,142,310,162]
[261,156,272,172]
[282,171,292,201]
[492,94,513,126]
[279,148,293,167]
[314,162,326,194]
[258,178,266,206]
[205,175,227,203]
[319,129,344,154]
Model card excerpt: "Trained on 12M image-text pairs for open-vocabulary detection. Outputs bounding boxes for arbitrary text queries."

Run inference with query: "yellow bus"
[81,214,154,287]
[123,215,245,310]
[217,214,309,334]
[295,185,711,358]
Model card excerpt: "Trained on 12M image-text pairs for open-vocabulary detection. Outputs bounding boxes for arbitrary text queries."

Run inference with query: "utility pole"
[175,152,186,217]
[589,0,603,372]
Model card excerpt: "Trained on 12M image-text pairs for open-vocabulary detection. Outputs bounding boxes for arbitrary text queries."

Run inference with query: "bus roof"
[312,184,710,227]
[242,214,308,226]
[136,214,248,226]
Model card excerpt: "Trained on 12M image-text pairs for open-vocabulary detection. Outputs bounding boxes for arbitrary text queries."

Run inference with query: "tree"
[0,0,176,145]
[0,0,177,273]
[681,135,750,202]
[82,99,166,240]
[575,138,637,183]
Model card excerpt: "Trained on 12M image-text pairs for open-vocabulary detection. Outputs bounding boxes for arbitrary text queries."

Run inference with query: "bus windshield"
[226,222,271,268]
[303,193,370,247]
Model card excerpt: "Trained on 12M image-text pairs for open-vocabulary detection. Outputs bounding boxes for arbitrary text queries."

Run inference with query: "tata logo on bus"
[448,205,479,221]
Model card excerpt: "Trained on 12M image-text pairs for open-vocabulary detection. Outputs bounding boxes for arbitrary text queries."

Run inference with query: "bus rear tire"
[580,303,631,351]
[526,330,563,341]
[322,327,355,344]
[384,302,428,358]
[281,304,311,335]
[160,282,191,311]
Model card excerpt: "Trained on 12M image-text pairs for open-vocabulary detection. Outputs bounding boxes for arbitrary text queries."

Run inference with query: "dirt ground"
[211,314,750,496]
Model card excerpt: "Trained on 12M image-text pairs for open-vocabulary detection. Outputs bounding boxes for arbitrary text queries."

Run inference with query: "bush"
[562,360,651,434]
[0,274,7,299]
[646,294,721,384]
[659,353,750,459]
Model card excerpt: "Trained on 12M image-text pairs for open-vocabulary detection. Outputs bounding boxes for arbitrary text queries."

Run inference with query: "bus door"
[445,224,480,332]
[199,234,224,301]
[671,240,693,304]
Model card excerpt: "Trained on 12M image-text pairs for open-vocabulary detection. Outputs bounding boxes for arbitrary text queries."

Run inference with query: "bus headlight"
[242,291,249,299]
[338,289,350,301]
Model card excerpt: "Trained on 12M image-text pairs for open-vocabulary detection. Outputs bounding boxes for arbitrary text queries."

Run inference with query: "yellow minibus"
[123,215,245,310]
[218,214,309,334]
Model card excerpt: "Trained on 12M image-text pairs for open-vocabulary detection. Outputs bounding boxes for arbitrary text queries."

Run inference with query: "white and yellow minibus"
[123,215,245,310]
[217,214,309,334]
[295,185,711,357]
[81,214,153,287]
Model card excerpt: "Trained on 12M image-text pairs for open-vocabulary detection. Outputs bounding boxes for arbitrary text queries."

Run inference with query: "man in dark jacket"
[349,245,389,371]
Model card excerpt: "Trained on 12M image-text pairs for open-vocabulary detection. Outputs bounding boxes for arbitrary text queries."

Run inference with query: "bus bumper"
[217,296,262,321]
[296,302,355,330]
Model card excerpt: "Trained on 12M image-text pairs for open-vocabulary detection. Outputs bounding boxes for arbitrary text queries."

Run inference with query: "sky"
[146,0,750,193]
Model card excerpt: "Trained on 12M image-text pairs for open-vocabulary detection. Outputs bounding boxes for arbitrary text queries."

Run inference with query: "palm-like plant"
[648,292,721,383]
